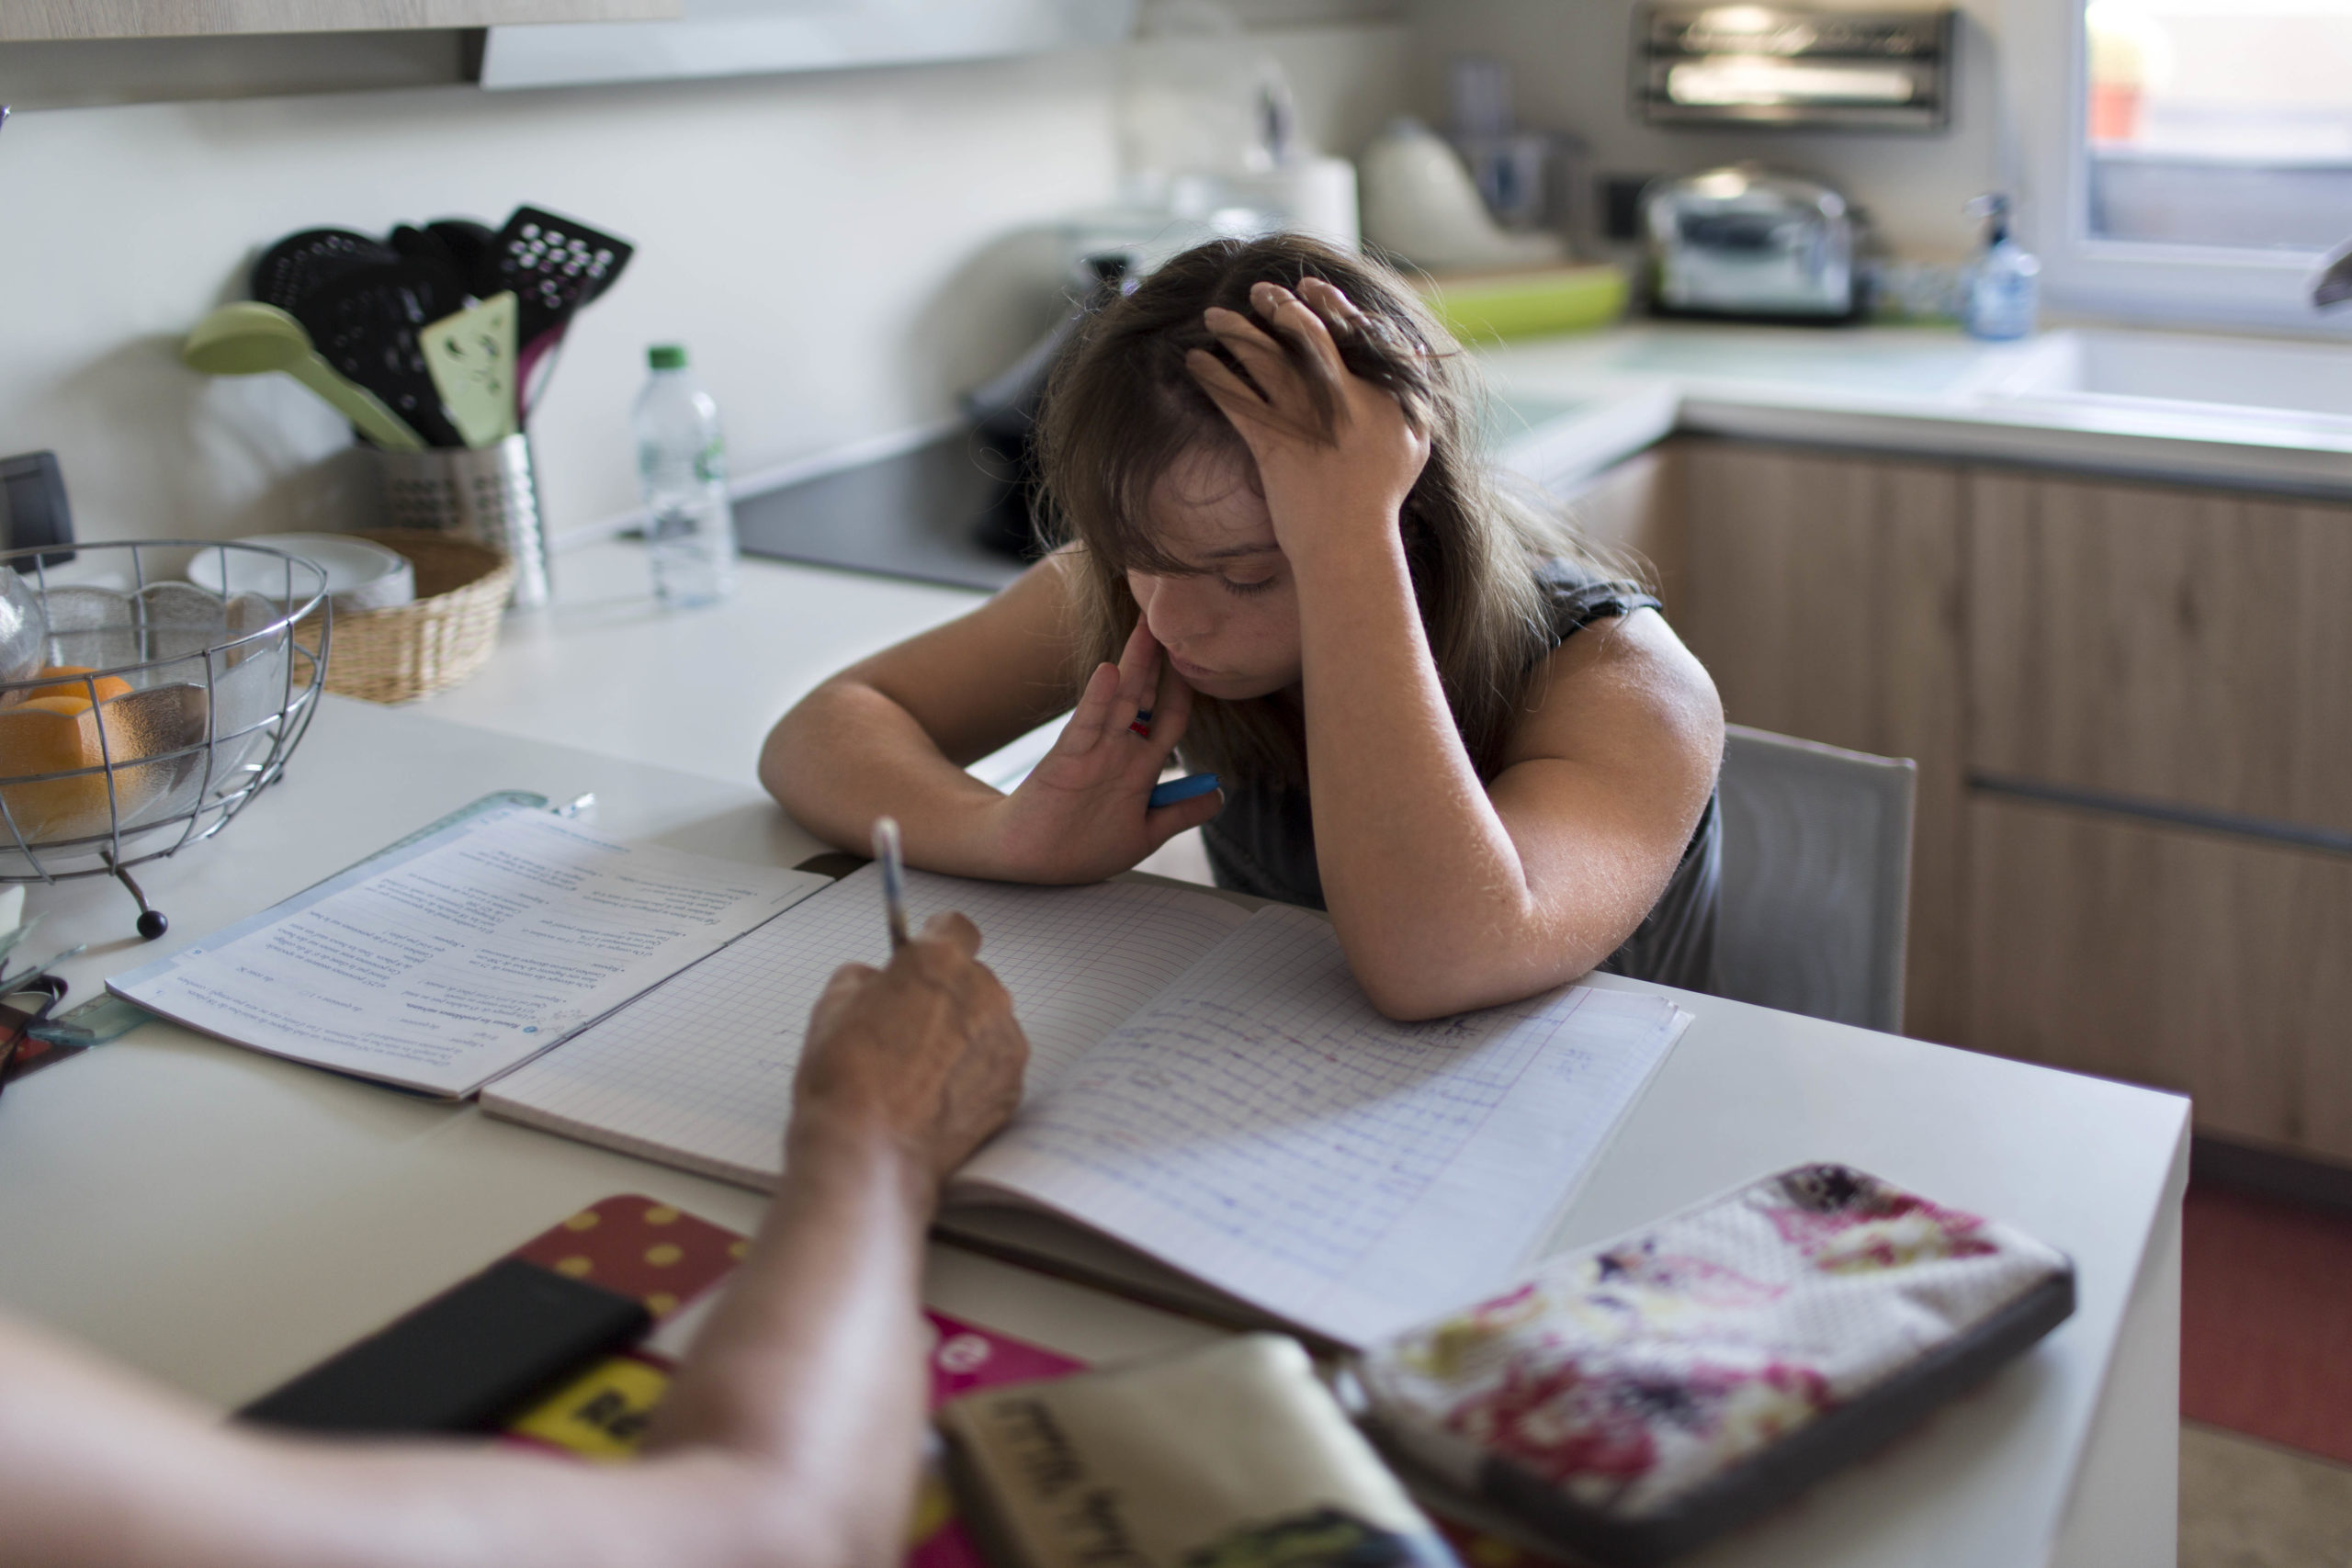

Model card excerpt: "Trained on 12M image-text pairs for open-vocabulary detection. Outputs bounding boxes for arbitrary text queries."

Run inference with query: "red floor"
[2182,1184,2352,1465]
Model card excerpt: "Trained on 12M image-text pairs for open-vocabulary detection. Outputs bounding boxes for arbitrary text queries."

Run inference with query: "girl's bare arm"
[763,552,1221,883]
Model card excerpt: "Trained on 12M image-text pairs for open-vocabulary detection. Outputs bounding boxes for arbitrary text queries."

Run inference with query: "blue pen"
[871,816,910,951]
[1148,773,1221,809]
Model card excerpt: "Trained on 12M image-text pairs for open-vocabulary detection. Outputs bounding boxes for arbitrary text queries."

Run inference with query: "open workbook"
[481,862,1691,1348]
[109,808,832,1098]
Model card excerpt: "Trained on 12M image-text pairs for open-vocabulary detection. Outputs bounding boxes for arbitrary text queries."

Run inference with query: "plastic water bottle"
[633,344,738,606]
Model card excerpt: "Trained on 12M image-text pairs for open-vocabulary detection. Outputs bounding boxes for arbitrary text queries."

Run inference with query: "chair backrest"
[1713,725,1916,1034]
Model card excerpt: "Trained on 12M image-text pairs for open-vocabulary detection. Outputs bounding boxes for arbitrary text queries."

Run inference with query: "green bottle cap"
[647,344,688,370]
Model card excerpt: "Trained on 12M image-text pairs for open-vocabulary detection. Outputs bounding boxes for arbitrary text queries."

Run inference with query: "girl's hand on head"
[1185,277,1431,565]
[984,619,1224,883]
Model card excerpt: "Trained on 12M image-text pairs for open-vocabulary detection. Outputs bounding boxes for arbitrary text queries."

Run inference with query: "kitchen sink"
[1987,328,2352,424]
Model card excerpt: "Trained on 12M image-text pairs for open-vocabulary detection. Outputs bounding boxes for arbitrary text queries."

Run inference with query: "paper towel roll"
[1231,156,1361,252]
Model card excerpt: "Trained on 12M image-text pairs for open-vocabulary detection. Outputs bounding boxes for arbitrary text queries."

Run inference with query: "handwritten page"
[112,810,828,1097]
[480,865,1254,1186]
[952,905,1690,1348]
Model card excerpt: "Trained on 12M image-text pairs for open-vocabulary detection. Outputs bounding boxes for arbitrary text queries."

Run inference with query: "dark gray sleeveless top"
[1197,566,1722,994]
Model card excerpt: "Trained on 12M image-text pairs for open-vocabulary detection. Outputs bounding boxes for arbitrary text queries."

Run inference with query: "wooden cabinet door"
[1969,468,2352,836]
[1966,794,2352,1160]
[1673,439,1968,1043]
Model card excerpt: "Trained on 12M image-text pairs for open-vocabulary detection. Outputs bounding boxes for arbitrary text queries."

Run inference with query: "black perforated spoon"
[288,260,467,449]
[251,229,398,315]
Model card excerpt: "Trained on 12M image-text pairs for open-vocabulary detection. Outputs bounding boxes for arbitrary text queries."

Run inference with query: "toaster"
[1643,164,1859,321]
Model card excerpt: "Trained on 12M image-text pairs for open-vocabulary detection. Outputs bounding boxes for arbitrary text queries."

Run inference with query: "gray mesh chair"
[1713,725,1916,1034]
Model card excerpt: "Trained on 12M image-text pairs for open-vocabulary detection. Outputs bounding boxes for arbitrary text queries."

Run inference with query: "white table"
[0,544,2187,1568]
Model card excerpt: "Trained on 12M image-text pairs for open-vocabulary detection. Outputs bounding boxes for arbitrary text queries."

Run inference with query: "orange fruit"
[0,691,167,844]
[26,665,131,705]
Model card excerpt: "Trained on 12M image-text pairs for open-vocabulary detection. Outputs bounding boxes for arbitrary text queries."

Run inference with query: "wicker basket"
[319,529,514,705]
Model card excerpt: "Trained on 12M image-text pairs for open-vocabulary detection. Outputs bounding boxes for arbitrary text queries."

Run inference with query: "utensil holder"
[375,434,551,610]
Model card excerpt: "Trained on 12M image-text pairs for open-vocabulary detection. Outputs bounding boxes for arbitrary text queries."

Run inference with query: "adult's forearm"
[266,1122,935,1568]
[652,1116,933,1467]
[763,684,1011,877]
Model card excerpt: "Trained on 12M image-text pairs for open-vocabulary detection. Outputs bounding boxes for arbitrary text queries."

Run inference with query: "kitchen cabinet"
[1671,441,1969,1045]
[0,0,673,43]
[1657,434,2352,1166]
[477,0,1136,90]
[1965,795,2352,1162]
[1969,468,2352,834]
[1559,446,1686,609]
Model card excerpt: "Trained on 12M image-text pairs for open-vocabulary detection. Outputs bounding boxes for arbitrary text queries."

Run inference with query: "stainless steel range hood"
[1633,4,1955,132]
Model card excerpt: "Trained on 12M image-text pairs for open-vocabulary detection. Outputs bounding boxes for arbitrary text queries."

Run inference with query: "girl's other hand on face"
[1184,277,1431,564]
[986,619,1224,883]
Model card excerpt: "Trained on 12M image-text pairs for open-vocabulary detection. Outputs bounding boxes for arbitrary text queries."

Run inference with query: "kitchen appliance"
[1634,4,1955,132]
[963,251,1137,562]
[1361,118,1566,273]
[1642,164,1859,321]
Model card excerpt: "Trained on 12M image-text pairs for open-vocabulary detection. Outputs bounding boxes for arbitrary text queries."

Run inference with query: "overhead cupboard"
[0,0,674,40]
[1,0,1138,79]
[1606,437,2352,1168]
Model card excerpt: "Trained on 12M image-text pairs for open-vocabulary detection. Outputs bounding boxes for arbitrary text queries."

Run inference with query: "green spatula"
[420,290,519,449]
[182,302,426,453]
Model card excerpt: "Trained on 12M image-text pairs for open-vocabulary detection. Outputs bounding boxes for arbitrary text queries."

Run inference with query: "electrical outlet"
[1,452,76,567]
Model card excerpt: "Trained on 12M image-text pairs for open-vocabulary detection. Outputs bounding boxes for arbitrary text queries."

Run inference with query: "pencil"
[871,816,910,952]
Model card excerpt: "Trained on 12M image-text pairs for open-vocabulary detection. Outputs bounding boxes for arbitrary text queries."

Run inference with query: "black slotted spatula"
[490,207,635,421]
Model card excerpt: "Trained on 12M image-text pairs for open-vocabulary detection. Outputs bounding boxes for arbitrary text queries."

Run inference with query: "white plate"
[188,534,415,613]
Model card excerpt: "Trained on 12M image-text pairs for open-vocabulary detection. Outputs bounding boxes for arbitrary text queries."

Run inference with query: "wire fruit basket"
[0,540,331,938]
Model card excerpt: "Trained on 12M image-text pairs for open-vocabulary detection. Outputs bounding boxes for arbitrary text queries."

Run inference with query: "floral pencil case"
[1351,1164,2075,1566]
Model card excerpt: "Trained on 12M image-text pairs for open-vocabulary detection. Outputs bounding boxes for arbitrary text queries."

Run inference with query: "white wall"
[1405,0,2010,265]
[0,22,1406,548]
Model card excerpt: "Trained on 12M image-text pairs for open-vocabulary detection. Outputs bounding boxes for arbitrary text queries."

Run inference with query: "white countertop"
[1486,320,2352,500]
[0,547,2189,1568]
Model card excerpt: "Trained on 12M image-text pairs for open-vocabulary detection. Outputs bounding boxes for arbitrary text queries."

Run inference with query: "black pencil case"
[1350,1163,2075,1565]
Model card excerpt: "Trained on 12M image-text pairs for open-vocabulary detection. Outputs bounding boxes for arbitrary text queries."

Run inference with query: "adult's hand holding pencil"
[793,906,1030,1190]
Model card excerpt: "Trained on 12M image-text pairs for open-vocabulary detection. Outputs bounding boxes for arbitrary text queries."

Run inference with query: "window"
[2012,0,2352,331]
[2086,0,2352,250]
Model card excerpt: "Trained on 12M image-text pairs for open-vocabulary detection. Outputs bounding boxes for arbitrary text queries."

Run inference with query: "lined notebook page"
[481,866,1252,1187]
[952,905,1690,1348]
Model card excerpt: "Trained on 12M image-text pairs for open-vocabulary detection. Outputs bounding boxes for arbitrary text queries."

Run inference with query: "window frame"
[2006,0,2352,334]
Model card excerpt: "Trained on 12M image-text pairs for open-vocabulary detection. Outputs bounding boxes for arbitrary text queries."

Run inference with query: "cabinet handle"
[1967,773,2352,857]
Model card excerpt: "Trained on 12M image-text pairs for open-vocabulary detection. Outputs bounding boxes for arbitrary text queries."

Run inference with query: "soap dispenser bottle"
[1962,194,2041,341]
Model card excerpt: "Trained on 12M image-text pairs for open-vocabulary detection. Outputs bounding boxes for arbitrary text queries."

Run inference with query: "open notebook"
[484,865,1690,1348]
[108,808,831,1099]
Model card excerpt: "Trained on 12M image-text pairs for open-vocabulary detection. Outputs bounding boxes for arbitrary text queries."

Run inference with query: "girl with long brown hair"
[764,235,1724,1019]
